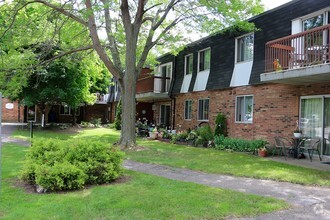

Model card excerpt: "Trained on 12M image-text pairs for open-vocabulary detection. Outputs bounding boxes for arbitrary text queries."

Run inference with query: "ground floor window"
[235,95,253,123]
[60,104,80,115]
[300,95,330,156]
[198,99,209,121]
[184,100,192,120]
[160,105,170,128]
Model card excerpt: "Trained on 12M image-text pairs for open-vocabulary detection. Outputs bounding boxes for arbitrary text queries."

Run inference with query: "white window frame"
[184,99,192,120]
[60,104,80,116]
[197,98,209,121]
[235,33,254,63]
[184,54,193,75]
[235,95,254,123]
[27,105,37,122]
[197,48,211,73]
[156,62,172,93]
[300,8,329,31]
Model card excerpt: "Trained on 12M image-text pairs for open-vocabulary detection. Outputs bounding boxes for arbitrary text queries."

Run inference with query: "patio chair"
[299,137,322,162]
[274,136,295,160]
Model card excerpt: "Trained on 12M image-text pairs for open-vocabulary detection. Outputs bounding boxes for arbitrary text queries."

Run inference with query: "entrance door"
[160,105,170,128]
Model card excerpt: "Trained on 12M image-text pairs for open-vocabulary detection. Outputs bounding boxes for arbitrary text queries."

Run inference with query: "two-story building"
[109,0,330,158]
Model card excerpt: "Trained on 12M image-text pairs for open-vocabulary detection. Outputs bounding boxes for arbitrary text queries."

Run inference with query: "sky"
[262,0,293,10]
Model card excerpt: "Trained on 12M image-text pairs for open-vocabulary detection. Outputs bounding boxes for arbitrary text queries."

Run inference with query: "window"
[198,99,209,121]
[184,100,192,120]
[235,96,253,123]
[236,33,254,62]
[60,104,80,115]
[160,105,170,127]
[185,54,193,75]
[303,14,324,31]
[155,63,172,93]
[198,48,210,72]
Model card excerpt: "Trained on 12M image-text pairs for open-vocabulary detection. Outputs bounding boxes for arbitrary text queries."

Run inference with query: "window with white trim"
[185,54,193,75]
[184,100,192,120]
[236,33,254,63]
[60,104,80,115]
[198,48,210,72]
[198,99,209,121]
[235,95,253,123]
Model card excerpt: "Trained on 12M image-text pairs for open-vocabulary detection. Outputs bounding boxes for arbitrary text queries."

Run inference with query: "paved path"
[2,125,330,219]
[124,160,330,220]
[1,125,30,146]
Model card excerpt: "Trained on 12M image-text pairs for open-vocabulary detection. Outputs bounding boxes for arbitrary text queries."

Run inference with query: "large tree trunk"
[118,72,137,149]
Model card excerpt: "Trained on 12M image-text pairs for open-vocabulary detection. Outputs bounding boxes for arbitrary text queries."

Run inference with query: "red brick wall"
[84,104,110,123]
[1,98,24,122]
[173,82,330,144]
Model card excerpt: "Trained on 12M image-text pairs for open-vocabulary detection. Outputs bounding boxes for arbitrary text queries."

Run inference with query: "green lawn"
[0,143,288,219]
[12,127,330,187]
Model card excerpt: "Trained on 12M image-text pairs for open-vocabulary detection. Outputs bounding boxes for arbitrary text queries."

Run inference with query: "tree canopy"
[0,0,264,148]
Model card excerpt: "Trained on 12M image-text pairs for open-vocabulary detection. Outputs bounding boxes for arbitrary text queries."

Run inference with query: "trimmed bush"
[214,135,267,153]
[20,138,124,191]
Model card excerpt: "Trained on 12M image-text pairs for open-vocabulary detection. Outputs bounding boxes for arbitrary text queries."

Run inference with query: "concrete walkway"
[1,124,30,146]
[2,125,330,219]
[124,160,330,220]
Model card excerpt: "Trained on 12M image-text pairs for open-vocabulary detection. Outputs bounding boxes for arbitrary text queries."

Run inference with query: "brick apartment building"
[108,0,330,159]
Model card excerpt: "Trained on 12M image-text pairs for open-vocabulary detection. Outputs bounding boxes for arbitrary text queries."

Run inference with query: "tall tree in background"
[1,0,264,149]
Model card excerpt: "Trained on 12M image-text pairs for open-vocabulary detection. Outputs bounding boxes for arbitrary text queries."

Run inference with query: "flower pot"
[258,150,267,157]
[149,132,158,140]
[293,132,301,138]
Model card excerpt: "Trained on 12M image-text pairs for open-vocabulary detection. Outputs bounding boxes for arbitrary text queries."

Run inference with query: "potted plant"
[149,127,158,140]
[258,147,268,157]
[293,129,302,138]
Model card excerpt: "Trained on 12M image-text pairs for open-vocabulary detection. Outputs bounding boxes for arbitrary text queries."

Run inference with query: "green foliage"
[80,121,90,128]
[20,138,124,191]
[114,99,122,130]
[90,118,102,127]
[195,126,214,147]
[214,135,267,153]
[214,112,227,137]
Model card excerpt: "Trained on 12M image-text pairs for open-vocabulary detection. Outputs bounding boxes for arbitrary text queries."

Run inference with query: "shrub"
[214,112,227,137]
[80,121,90,128]
[90,118,102,127]
[214,135,267,153]
[114,99,122,130]
[194,126,214,147]
[20,138,124,191]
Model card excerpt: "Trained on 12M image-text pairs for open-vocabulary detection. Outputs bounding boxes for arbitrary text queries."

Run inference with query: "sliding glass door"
[300,96,330,157]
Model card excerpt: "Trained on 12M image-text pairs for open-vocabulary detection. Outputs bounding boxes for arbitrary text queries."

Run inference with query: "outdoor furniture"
[274,136,295,160]
[299,137,322,162]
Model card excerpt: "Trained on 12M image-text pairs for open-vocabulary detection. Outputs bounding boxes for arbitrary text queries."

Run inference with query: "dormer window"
[185,54,193,75]
[236,33,254,63]
[198,48,210,72]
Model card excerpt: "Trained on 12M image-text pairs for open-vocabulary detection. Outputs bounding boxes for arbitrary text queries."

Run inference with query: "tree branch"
[85,0,122,79]
[31,0,88,27]
[101,0,122,70]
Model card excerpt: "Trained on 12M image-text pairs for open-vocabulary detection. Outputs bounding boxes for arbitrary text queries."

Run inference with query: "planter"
[149,132,158,140]
[258,150,268,157]
[293,132,302,138]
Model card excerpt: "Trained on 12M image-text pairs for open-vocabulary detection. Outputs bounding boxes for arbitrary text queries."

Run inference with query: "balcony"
[261,24,330,85]
[95,93,109,104]
[136,75,171,102]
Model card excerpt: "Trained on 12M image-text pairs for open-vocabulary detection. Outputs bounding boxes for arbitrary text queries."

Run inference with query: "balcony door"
[300,96,330,157]
[155,63,172,93]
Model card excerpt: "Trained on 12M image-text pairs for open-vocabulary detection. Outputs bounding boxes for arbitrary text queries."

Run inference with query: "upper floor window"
[235,95,253,123]
[198,48,210,72]
[184,100,192,120]
[303,14,324,31]
[156,62,172,93]
[198,98,209,121]
[236,33,254,63]
[185,54,193,75]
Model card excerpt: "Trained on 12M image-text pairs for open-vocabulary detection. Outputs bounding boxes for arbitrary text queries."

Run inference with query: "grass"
[12,127,330,187]
[0,143,288,219]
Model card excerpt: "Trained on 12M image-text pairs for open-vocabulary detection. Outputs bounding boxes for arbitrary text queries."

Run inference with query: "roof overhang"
[136,92,170,102]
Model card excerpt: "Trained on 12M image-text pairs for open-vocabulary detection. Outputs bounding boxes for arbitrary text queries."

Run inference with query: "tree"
[1,0,264,149]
